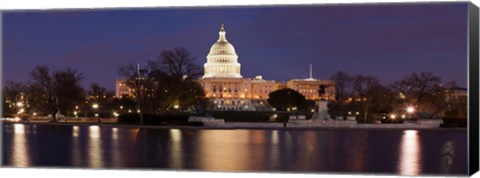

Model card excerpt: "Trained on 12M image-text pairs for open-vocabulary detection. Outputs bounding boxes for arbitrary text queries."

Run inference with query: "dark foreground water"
[2,123,468,175]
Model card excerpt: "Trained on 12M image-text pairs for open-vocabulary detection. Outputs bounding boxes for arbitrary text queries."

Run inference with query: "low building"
[115,78,131,98]
[286,78,336,100]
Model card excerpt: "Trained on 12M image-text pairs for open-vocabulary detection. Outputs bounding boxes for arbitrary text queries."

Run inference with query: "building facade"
[286,78,336,100]
[115,78,131,98]
[199,24,276,111]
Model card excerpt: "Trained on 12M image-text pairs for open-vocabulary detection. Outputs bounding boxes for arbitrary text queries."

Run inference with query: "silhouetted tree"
[27,66,84,122]
[268,88,308,111]
[392,71,444,115]
[350,75,382,122]
[148,47,205,112]
[149,47,203,80]
[119,63,155,124]
[85,83,115,117]
[330,71,351,103]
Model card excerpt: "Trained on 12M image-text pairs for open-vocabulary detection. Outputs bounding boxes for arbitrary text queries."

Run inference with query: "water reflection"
[71,126,82,166]
[111,127,123,167]
[346,130,368,172]
[269,130,280,170]
[440,141,456,174]
[169,129,183,169]
[2,124,468,175]
[398,130,422,176]
[198,130,250,171]
[11,124,31,167]
[88,126,103,168]
[286,130,321,171]
[72,126,80,138]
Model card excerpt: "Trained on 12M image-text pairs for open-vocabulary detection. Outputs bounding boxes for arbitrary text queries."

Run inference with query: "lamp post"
[92,103,99,124]
[406,106,415,119]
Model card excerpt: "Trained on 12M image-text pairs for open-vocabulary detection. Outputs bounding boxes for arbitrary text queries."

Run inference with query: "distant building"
[115,78,131,98]
[447,87,468,100]
[286,78,335,100]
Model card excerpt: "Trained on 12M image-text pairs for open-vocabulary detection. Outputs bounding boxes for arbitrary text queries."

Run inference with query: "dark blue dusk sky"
[3,2,468,90]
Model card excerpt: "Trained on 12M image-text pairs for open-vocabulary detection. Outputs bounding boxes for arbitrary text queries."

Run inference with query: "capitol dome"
[203,24,242,78]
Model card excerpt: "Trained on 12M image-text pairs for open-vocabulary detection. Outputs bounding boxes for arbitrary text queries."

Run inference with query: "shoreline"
[2,121,467,131]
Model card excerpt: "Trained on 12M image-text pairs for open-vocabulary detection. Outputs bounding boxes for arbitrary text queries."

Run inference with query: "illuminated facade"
[286,78,336,100]
[199,24,275,111]
[203,24,242,78]
[115,78,131,98]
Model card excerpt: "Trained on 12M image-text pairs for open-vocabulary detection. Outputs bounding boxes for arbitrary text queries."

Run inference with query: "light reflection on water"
[71,126,82,166]
[169,129,183,169]
[2,124,468,175]
[398,130,422,176]
[88,126,103,168]
[269,130,280,170]
[198,130,250,171]
[11,124,30,167]
[111,127,123,167]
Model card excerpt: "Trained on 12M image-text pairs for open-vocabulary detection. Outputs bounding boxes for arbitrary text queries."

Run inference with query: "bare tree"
[118,63,155,124]
[148,47,205,111]
[88,83,108,99]
[330,71,351,104]
[392,72,443,114]
[350,75,381,122]
[27,66,84,122]
[149,47,202,80]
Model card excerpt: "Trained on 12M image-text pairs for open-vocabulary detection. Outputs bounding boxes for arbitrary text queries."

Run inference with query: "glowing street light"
[92,104,99,123]
[406,106,415,113]
[390,114,396,119]
[406,106,415,119]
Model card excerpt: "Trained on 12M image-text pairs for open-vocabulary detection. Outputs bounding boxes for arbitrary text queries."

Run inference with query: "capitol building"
[199,24,275,111]
[116,24,336,111]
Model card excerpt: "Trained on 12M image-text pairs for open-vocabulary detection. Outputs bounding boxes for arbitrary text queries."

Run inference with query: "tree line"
[267,71,466,122]
[2,47,205,122]
[329,70,466,122]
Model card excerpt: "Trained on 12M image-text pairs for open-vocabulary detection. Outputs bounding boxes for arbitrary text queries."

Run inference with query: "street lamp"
[92,103,99,123]
[406,106,415,119]
[406,106,415,113]
[390,114,396,119]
